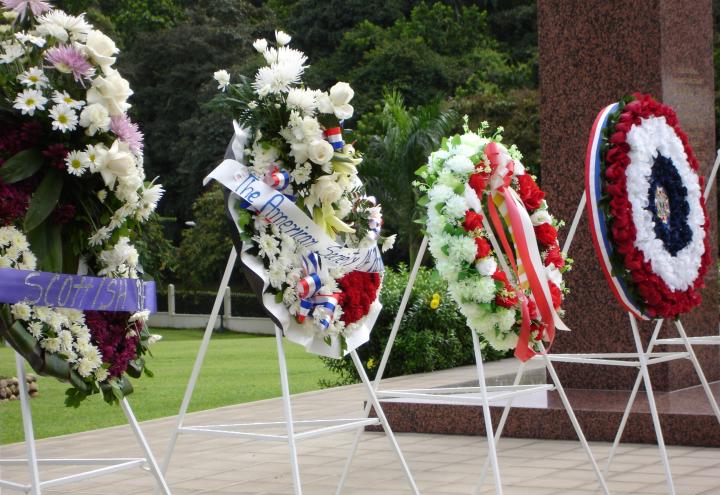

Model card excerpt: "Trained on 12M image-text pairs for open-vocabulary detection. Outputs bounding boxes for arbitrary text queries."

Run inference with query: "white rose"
[308,139,334,165]
[79,103,110,136]
[84,30,118,68]
[317,82,354,120]
[530,209,553,226]
[253,38,268,53]
[213,69,230,91]
[312,175,343,204]
[86,69,132,116]
[476,256,498,277]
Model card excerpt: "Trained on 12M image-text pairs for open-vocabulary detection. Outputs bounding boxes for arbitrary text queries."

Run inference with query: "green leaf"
[0,149,44,184]
[25,169,63,232]
[27,220,62,272]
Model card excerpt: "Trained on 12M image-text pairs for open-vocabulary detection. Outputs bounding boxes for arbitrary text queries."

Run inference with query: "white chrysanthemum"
[496,307,517,332]
[446,155,475,174]
[33,306,51,323]
[76,357,99,377]
[41,337,61,353]
[11,303,31,321]
[447,236,477,264]
[254,233,280,259]
[444,194,468,219]
[94,367,109,382]
[50,104,78,133]
[18,67,49,88]
[268,260,286,289]
[427,184,454,204]
[252,47,307,96]
[436,169,461,189]
[290,162,312,185]
[13,89,47,116]
[286,88,318,115]
[28,321,44,339]
[65,150,89,176]
[98,237,139,278]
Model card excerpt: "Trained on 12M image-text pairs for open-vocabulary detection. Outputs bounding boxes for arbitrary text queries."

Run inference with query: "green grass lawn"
[0,329,334,445]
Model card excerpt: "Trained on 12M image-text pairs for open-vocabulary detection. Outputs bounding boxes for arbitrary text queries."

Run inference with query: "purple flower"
[110,114,144,154]
[45,45,95,82]
[2,0,50,17]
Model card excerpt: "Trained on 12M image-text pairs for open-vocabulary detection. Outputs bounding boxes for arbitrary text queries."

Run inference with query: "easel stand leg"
[471,329,503,495]
[275,326,303,495]
[541,344,609,495]
[350,352,420,495]
[335,236,428,495]
[629,315,675,495]
[159,247,238,480]
[675,320,720,422]
[120,399,171,495]
[16,352,41,495]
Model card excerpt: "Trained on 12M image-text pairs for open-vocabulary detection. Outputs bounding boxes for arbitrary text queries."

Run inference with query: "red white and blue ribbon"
[324,127,344,150]
[585,103,649,320]
[264,166,291,192]
[295,253,339,328]
[297,253,322,299]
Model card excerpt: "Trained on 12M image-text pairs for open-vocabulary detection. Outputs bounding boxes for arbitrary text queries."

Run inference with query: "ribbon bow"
[295,253,340,330]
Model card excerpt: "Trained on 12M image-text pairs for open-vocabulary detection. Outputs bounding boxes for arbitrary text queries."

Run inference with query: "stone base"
[372,381,720,447]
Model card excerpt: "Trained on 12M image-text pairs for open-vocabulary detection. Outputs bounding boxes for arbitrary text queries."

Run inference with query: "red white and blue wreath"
[586,93,711,319]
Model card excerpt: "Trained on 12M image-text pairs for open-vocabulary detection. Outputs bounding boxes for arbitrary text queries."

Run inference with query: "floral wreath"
[586,93,711,320]
[209,31,393,357]
[0,2,162,406]
[415,122,570,360]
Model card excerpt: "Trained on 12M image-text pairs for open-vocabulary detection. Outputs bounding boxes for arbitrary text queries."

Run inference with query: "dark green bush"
[321,264,510,386]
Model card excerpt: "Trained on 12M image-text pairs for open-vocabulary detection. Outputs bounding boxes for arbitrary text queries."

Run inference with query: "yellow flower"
[429,293,441,309]
[367,357,377,369]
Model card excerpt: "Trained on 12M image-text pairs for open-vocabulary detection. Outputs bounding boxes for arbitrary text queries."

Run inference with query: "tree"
[359,91,458,264]
[120,0,276,221]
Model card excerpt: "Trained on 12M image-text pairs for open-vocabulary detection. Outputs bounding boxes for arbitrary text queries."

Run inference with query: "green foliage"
[131,215,178,285]
[358,91,458,263]
[452,88,540,176]
[120,0,275,220]
[175,185,235,289]
[320,265,509,387]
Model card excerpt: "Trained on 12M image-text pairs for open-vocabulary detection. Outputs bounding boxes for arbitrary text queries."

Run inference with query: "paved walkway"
[2,360,720,494]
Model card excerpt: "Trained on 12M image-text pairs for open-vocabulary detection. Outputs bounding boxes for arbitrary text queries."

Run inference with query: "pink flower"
[2,0,50,17]
[110,114,144,154]
[45,45,95,82]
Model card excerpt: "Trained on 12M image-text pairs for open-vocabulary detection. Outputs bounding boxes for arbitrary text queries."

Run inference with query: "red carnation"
[495,290,518,308]
[468,173,488,198]
[517,174,544,211]
[492,269,508,283]
[544,245,564,268]
[462,210,483,232]
[337,271,381,325]
[534,223,558,247]
[475,237,491,259]
[548,282,563,310]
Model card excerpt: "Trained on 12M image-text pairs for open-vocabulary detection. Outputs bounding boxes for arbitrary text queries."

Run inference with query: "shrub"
[320,264,510,386]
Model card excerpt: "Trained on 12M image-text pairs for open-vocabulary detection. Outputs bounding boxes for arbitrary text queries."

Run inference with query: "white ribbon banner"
[204,159,383,273]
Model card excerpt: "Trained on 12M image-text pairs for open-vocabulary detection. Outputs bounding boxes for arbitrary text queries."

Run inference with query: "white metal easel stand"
[0,350,171,495]
[158,247,419,495]
[539,151,720,495]
[335,231,610,495]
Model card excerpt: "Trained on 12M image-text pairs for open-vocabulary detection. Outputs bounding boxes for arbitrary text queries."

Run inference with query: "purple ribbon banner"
[0,268,157,313]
